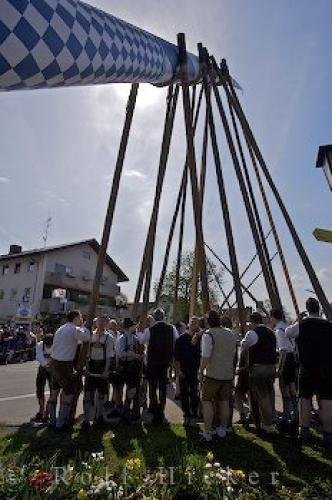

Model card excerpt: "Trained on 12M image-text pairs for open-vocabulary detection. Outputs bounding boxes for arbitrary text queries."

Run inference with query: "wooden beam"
[178,33,210,315]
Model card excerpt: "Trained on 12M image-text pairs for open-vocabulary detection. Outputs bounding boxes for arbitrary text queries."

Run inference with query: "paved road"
[0,361,183,426]
[0,362,282,427]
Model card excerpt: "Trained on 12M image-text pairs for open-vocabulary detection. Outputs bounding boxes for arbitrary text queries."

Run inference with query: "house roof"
[316,144,332,168]
[0,239,129,283]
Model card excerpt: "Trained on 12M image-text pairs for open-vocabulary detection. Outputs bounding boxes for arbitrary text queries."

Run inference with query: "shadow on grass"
[1,423,106,466]
[1,422,331,495]
[271,433,332,493]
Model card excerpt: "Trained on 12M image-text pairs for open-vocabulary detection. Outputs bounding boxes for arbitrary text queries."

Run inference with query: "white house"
[0,239,128,323]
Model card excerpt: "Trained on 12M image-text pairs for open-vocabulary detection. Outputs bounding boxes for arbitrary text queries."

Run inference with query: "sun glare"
[113,83,164,109]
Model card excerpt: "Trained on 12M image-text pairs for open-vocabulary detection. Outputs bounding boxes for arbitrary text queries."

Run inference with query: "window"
[23,288,31,302]
[82,251,91,260]
[28,261,36,272]
[14,263,21,274]
[54,263,73,275]
[10,289,17,301]
[2,265,9,275]
[0,290,4,300]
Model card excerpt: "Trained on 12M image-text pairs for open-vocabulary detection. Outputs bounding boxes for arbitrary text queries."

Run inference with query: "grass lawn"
[0,422,331,498]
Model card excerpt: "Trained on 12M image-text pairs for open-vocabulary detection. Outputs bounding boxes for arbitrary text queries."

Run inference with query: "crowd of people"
[0,325,35,364]
[31,297,332,449]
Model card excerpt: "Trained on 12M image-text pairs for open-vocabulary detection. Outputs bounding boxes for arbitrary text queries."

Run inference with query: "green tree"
[154,250,224,321]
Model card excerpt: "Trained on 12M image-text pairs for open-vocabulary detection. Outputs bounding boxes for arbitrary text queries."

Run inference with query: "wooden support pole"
[199,50,245,333]
[133,85,180,318]
[208,58,278,313]
[178,33,210,316]
[230,251,279,308]
[207,258,231,308]
[71,83,139,418]
[142,86,180,315]
[173,168,188,322]
[221,61,332,316]
[82,82,138,335]
[190,102,210,317]
[154,86,204,306]
[247,140,300,316]
[155,166,187,305]
[221,67,298,315]
[221,230,272,308]
[204,242,268,315]
[226,93,282,310]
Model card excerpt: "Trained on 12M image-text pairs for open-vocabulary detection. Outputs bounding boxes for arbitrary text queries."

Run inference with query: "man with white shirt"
[49,310,90,430]
[138,308,177,424]
[286,297,332,447]
[271,308,297,422]
[240,312,277,435]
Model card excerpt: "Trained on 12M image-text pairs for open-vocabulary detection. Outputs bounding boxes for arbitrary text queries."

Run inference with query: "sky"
[0,0,331,317]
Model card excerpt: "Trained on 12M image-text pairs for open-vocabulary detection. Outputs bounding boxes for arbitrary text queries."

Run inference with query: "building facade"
[0,240,128,323]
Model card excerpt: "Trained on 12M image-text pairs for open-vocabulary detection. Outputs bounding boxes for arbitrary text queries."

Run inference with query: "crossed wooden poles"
[76,34,331,377]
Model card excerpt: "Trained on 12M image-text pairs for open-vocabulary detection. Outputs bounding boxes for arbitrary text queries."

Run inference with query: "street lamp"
[316,144,332,191]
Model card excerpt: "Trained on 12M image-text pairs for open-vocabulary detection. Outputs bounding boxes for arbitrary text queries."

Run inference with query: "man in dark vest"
[138,308,177,424]
[240,312,277,435]
[286,297,332,448]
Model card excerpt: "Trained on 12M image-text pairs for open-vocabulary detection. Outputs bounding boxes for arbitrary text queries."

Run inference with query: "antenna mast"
[42,216,52,248]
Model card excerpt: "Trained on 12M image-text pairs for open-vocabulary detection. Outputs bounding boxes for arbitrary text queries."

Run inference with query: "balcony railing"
[44,272,120,296]
[40,298,118,317]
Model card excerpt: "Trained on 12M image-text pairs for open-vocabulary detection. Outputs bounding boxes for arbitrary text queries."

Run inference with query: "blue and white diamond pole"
[0,0,200,90]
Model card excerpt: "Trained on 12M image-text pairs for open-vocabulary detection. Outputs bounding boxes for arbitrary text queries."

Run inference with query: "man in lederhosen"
[82,316,115,429]
[286,298,332,447]
[271,308,297,423]
[49,310,90,430]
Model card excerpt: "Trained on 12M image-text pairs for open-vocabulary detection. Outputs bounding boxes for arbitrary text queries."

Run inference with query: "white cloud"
[0,176,9,183]
[318,268,332,282]
[123,169,145,179]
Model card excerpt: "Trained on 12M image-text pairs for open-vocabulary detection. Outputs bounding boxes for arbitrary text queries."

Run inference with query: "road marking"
[0,392,49,403]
